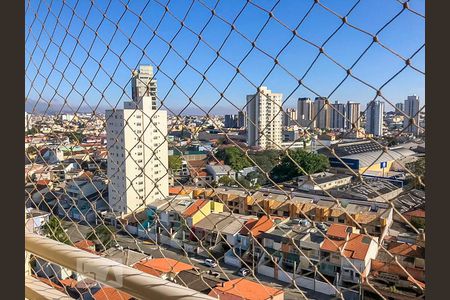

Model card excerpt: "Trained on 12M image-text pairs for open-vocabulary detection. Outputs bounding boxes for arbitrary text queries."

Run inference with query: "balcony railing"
[25,232,215,300]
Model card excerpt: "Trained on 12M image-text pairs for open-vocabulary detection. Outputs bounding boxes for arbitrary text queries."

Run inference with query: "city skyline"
[25,0,425,116]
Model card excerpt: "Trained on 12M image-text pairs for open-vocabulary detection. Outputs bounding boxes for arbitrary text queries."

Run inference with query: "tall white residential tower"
[246,86,283,150]
[365,100,384,136]
[106,65,168,214]
[403,95,421,135]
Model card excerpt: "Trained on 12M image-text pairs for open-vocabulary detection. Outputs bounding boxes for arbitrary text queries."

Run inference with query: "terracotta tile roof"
[321,230,372,261]
[74,239,97,254]
[240,216,275,237]
[182,199,209,218]
[208,278,284,300]
[169,186,192,195]
[404,209,425,219]
[326,224,353,239]
[320,238,346,253]
[188,160,206,168]
[371,259,425,288]
[388,242,425,258]
[93,287,133,300]
[342,233,371,260]
[134,258,197,276]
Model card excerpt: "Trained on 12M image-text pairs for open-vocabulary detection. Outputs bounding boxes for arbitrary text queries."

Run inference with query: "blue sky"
[25,0,425,115]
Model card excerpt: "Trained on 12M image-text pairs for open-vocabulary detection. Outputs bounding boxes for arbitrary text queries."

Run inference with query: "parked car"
[317,222,327,231]
[297,218,311,227]
[204,258,218,268]
[238,268,250,277]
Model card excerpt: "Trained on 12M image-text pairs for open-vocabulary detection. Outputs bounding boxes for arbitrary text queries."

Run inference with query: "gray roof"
[342,148,415,168]
[194,212,237,232]
[102,248,149,266]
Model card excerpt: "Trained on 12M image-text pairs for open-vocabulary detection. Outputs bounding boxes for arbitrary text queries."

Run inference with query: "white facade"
[330,101,346,129]
[365,100,384,136]
[403,95,420,135]
[107,66,168,214]
[314,97,331,129]
[246,86,283,150]
[346,102,361,130]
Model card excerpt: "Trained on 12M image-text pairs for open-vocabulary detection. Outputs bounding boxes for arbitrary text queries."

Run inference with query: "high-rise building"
[365,100,384,136]
[246,86,283,149]
[297,97,314,128]
[403,95,420,135]
[346,102,361,130]
[237,111,247,128]
[106,65,168,214]
[283,108,297,126]
[330,101,346,129]
[314,97,331,129]
[224,114,238,128]
[395,102,404,114]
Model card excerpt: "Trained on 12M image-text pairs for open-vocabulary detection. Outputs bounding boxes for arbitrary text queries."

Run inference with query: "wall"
[257,264,337,296]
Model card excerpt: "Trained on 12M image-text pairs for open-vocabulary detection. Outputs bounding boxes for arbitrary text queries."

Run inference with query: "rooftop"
[208,278,284,300]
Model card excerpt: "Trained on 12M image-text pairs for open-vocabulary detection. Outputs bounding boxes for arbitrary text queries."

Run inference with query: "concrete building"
[330,101,346,129]
[314,97,331,129]
[106,65,168,213]
[365,100,384,136]
[297,97,314,128]
[346,101,361,130]
[283,108,297,126]
[224,114,238,128]
[403,95,420,135]
[237,110,247,128]
[246,86,283,149]
[395,102,404,113]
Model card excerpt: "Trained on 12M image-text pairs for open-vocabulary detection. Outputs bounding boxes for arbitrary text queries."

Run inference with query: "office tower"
[346,102,361,130]
[297,97,315,128]
[395,102,404,113]
[283,108,297,126]
[224,114,238,128]
[106,65,168,214]
[246,86,283,149]
[237,110,247,128]
[403,95,420,135]
[314,97,332,129]
[365,100,384,136]
[330,101,346,129]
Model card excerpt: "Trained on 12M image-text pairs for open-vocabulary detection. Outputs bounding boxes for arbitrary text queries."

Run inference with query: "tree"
[26,127,40,135]
[410,217,425,230]
[168,155,182,171]
[270,149,330,183]
[42,216,72,245]
[87,224,116,249]
[68,132,85,143]
[406,157,425,188]
[215,147,251,171]
[218,175,235,186]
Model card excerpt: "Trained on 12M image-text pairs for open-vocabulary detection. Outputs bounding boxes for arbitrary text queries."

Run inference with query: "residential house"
[363,240,425,299]
[206,164,236,183]
[208,278,284,300]
[133,258,198,282]
[319,224,379,285]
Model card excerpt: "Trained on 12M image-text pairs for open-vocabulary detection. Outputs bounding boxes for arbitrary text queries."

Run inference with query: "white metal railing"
[25,232,216,300]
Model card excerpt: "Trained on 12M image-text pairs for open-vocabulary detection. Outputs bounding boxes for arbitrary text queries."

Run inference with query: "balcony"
[25,232,215,300]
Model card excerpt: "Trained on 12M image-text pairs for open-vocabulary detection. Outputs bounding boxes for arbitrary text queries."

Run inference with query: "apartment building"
[297,97,314,128]
[403,95,421,135]
[365,100,384,136]
[106,65,168,213]
[246,86,283,149]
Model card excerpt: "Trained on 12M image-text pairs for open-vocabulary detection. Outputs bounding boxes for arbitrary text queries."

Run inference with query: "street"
[63,221,334,300]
